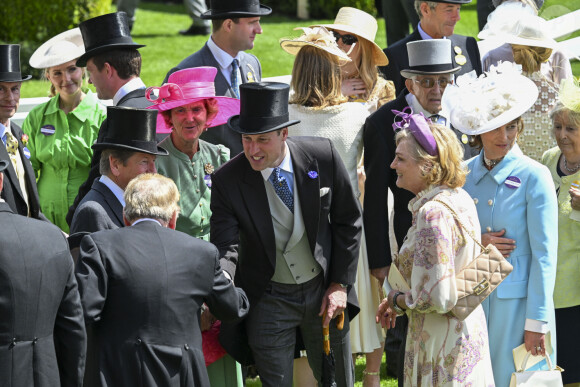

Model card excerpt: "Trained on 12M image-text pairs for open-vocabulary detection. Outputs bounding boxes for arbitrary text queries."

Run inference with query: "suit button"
[488,199,493,206]
[136,338,142,345]
[296,276,300,280]
[486,227,492,232]
[473,198,479,204]
[196,189,200,193]
[312,268,315,272]
[290,264,295,267]
[194,175,197,179]
[184,344,189,350]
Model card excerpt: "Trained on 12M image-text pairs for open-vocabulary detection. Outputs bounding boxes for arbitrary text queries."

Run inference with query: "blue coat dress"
[463,149,558,387]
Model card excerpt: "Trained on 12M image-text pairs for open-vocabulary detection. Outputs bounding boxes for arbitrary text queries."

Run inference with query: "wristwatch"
[392,291,406,316]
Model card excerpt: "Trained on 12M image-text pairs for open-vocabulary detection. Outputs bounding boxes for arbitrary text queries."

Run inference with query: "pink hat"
[146,67,240,133]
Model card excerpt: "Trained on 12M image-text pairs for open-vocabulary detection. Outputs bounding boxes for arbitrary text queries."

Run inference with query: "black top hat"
[429,0,472,4]
[400,40,461,78]
[76,12,145,67]
[201,0,272,19]
[228,82,300,134]
[0,158,8,172]
[92,106,168,156]
[0,45,32,82]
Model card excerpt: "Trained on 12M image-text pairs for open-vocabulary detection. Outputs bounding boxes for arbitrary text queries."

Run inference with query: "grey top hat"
[0,45,32,82]
[400,39,461,78]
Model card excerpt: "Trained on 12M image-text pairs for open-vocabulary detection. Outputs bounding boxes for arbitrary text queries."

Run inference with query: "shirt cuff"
[524,318,549,333]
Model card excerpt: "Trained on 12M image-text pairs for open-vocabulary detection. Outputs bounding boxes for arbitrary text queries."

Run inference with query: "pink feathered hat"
[146,67,240,133]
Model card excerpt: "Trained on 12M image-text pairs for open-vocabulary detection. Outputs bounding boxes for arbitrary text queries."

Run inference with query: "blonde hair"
[511,44,552,74]
[124,173,181,223]
[351,38,380,99]
[289,45,347,108]
[395,123,467,188]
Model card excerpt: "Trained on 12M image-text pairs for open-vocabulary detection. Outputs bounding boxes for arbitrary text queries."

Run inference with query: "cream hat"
[280,27,351,64]
[312,7,388,66]
[29,28,85,69]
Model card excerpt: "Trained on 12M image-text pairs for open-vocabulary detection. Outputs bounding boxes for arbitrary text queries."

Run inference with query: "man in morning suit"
[0,44,44,219]
[70,106,167,233]
[0,157,86,386]
[75,173,249,387]
[164,0,271,155]
[380,0,483,96]
[210,82,362,386]
[66,12,154,226]
[364,39,477,382]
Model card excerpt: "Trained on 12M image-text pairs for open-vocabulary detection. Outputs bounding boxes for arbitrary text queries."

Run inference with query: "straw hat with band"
[146,67,240,134]
[400,39,461,78]
[311,7,388,66]
[200,0,271,19]
[0,45,32,82]
[447,61,539,136]
[280,27,352,64]
[30,28,85,69]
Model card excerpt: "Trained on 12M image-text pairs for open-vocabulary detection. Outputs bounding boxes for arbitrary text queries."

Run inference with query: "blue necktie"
[430,114,447,126]
[231,59,240,99]
[271,167,294,213]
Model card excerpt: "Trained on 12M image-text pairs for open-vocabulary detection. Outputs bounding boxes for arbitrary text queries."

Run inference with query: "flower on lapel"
[21,133,29,146]
[307,170,318,179]
[204,163,214,174]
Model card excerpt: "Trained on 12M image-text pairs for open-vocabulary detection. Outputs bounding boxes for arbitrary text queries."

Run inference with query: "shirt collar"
[0,122,8,139]
[113,77,146,106]
[418,22,449,40]
[260,142,293,181]
[99,174,126,207]
[131,218,162,227]
[405,93,449,124]
[207,37,243,70]
[45,91,100,123]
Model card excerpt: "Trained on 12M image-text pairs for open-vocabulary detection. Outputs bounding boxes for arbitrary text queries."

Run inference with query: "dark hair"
[212,18,240,32]
[99,148,136,175]
[90,48,141,79]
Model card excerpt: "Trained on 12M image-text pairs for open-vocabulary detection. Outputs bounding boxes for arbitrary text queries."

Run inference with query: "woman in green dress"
[23,28,106,232]
[147,66,241,385]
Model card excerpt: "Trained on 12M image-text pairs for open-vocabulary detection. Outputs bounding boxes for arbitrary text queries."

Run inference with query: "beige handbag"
[509,352,563,387]
[434,200,513,321]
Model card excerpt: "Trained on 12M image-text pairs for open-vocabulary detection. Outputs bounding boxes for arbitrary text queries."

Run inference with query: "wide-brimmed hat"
[76,12,145,67]
[228,82,300,134]
[478,5,556,49]
[446,61,538,135]
[400,39,460,78]
[311,7,388,66]
[201,0,271,19]
[30,28,85,69]
[280,27,351,64]
[0,45,32,82]
[92,106,168,155]
[146,67,240,134]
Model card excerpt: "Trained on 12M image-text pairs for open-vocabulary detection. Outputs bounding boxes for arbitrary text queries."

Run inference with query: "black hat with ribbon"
[92,106,168,156]
[201,0,272,19]
[76,12,145,67]
[0,45,32,82]
[227,82,300,134]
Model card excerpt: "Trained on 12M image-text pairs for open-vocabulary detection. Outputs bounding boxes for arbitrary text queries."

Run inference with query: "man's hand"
[370,266,389,286]
[200,305,215,332]
[481,229,516,257]
[319,283,347,328]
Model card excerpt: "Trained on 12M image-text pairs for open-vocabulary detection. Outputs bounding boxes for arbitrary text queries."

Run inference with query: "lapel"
[0,201,13,215]
[239,54,259,84]
[0,130,22,199]
[93,180,124,226]
[288,140,320,252]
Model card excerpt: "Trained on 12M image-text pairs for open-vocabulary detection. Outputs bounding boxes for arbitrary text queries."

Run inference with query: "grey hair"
[414,0,439,18]
[123,173,181,224]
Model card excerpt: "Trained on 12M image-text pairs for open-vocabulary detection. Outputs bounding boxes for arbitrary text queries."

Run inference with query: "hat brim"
[0,74,32,82]
[484,35,557,49]
[312,23,388,66]
[76,43,145,67]
[0,159,8,172]
[91,142,169,156]
[29,28,85,69]
[148,96,241,134]
[400,66,461,78]
[200,5,272,20]
[280,40,351,64]
[227,115,300,134]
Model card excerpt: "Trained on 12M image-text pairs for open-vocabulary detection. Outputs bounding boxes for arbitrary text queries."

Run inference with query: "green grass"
[20,0,579,98]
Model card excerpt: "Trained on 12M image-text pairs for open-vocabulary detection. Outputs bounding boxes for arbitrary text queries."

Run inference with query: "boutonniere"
[307,170,318,179]
[21,133,29,146]
[204,163,214,174]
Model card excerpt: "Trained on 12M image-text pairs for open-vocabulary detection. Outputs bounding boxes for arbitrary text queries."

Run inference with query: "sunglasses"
[332,31,358,46]
[413,78,453,89]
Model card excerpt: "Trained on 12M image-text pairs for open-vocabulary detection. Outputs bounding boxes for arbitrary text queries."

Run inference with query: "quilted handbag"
[434,199,513,321]
[509,352,563,387]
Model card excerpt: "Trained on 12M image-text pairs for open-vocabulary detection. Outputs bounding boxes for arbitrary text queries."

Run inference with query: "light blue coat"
[463,149,558,387]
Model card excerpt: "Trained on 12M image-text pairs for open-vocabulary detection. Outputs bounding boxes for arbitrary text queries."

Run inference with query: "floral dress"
[396,186,495,386]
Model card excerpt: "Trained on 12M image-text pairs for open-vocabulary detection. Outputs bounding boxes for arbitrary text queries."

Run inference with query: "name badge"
[40,125,56,135]
[204,174,212,188]
[505,176,521,189]
[23,147,31,159]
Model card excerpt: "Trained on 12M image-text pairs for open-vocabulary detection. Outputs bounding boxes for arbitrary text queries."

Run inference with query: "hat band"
[101,137,158,153]
[406,63,454,73]
[146,82,216,105]
[239,113,290,131]
[0,71,23,81]
[211,5,262,13]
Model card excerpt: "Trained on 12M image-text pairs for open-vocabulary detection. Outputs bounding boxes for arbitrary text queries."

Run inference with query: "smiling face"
[0,81,21,125]
[480,119,520,160]
[230,17,263,52]
[420,2,461,39]
[46,60,84,97]
[390,139,428,195]
[406,74,453,114]
[169,101,209,151]
[553,111,580,159]
[242,128,288,171]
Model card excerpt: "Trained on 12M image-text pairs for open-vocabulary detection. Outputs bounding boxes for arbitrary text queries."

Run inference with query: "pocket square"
[319,187,330,197]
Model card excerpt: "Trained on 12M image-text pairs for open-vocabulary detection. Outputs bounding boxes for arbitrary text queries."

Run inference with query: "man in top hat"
[0,44,45,219]
[75,172,249,387]
[70,106,167,234]
[0,157,86,386]
[66,12,154,227]
[163,0,272,156]
[364,39,477,382]
[210,82,362,386]
[380,0,482,96]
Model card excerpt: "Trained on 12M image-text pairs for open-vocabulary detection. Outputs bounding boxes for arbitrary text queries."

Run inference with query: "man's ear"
[167,211,178,230]
[420,2,431,18]
[123,213,131,227]
[405,79,416,96]
[110,155,121,177]
[104,62,115,80]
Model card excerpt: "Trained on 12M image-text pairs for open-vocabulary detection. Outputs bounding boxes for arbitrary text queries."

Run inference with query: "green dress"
[22,91,106,232]
[156,135,242,386]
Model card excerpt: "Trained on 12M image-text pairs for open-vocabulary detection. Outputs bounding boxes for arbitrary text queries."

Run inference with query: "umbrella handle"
[322,311,345,355]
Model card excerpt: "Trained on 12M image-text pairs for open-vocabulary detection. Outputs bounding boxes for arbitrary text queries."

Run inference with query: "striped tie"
[231,59,240,99]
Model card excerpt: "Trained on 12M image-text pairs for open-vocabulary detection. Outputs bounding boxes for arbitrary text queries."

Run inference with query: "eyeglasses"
[413,78,453,89]
[332,31,358,46]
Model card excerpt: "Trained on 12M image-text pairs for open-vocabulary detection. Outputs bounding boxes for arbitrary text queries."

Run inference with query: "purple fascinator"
[392,108,438,156]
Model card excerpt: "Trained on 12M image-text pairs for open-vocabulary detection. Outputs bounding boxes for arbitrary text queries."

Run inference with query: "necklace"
[483,153,503,169]
[563,156,580,173]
